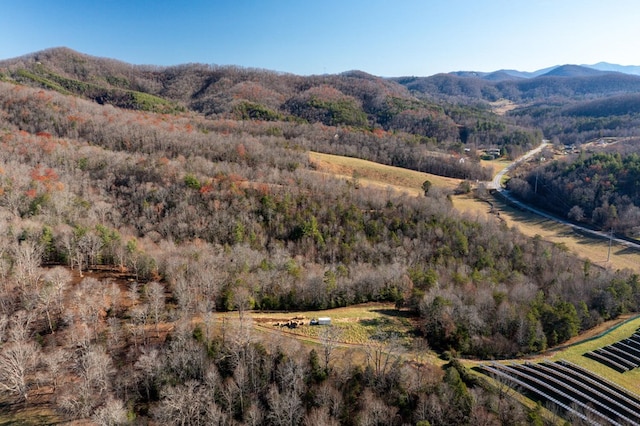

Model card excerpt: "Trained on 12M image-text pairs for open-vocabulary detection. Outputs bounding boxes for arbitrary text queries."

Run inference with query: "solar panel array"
[585,329,640,373]
[478,360,640,426]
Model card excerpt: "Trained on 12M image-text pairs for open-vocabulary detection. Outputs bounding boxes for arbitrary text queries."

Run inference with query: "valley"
[2,48,640,425]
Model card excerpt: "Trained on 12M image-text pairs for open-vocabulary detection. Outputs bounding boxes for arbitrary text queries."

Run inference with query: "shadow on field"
[616,246,640,256]
[370,308,415,318]
[491,198,554,226]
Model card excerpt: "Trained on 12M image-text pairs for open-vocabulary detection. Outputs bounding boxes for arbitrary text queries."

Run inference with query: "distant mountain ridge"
[582,62,640,76]
[452,62,640,81]
[3,47,640,122]
[393,63,640,104]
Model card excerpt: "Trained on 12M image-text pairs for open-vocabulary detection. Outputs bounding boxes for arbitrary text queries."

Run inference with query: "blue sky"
[1,0,639,76]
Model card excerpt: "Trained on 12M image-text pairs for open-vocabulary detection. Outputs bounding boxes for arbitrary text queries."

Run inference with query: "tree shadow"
[616,246,640,255]
[369,308,415,319]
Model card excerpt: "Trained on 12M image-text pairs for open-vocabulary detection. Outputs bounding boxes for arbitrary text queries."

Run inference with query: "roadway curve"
[490,141,640,251]
[489,140,550,190]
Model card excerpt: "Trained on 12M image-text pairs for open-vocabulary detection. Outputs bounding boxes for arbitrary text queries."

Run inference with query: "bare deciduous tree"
[152,380,208,426]
[134,348,162,402]
[11,240,43,292]
[0,339,39,401]
[358,389,398,426]
[319,325,341,374]
[267,383,303,426]
[305,406,339,426]
[244,401,265,426]
[75,277,107,341]
[42,347,68,393]
[43,266,72,313]
[145,281,165,338]
[129,303,149,347]
[61,345,115,418]
[364,331,404,380]
[91,396,129,426]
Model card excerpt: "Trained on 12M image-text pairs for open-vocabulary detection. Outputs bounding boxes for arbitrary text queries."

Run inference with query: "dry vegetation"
[2,48,640,425]
[249,302,417,345]
[309,151,462,194]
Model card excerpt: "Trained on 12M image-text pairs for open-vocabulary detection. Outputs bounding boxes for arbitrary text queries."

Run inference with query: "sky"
[1,0,640,77]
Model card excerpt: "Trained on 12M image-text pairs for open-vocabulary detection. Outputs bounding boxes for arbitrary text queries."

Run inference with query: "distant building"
[484,148,501,159]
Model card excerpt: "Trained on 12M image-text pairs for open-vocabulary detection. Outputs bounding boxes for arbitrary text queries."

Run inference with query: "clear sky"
[1,0,639,77]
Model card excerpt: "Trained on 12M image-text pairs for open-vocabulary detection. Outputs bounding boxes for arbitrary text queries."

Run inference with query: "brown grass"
[248,302,416,344]
[453,194,640,273]
[480,158,511,175]
[489,99,519,116]
[309,151,462,194]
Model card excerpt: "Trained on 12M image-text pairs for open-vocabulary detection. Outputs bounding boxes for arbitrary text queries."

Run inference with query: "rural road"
[489,140,550,190]
[490,141,640,251]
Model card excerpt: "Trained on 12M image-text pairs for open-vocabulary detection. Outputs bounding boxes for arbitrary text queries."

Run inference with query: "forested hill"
[0,48,541,173]
[391,65,640,147]
[0,47,446,132]
[393,66,640,103]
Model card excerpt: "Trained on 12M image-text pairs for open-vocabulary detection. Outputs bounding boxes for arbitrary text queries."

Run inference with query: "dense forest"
[1,49,640,424]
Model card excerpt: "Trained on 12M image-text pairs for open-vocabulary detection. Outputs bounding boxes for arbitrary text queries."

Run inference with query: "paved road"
[489,141,640,251]
[489,141,550,190]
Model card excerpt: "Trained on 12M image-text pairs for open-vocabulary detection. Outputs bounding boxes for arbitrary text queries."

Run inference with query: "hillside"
[394,68,640,103]
[1,50,640,424]
[508,139,640,239]
[393,65,640,147]
[0,47,446,134]
[0,48,542,168]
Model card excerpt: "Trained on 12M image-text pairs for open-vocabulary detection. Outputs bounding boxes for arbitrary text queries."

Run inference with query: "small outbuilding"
[317,317,331,325]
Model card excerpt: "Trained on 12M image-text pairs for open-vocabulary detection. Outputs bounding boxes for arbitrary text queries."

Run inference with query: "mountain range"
[2,47,640,141]
[450,62,640,81]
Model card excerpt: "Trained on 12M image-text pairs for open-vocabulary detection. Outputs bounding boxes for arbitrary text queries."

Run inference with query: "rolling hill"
[393,66,640,103]
[2,47,640,425]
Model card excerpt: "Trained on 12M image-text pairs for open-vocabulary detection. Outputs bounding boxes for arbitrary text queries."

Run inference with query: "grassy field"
[246,302,442,371]
[249,302,418,346]
[453,194,640,273]
[480,158,512,175]
[544,315,640,394]
[309,151,462,194]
